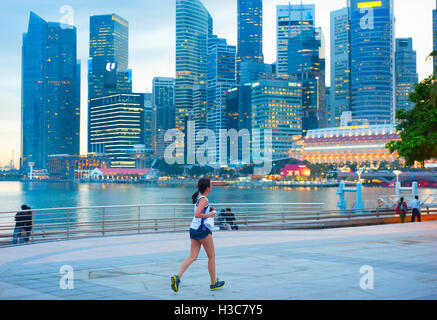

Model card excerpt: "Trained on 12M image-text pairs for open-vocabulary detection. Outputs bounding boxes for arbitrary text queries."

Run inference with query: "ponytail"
[192,176,211,204]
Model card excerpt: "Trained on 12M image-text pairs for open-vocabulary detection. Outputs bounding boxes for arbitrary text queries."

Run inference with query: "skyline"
[0,0,435,166]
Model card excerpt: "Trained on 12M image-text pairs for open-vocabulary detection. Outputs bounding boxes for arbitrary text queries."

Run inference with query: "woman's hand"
[209,211,216,218]
[210,206,216,212]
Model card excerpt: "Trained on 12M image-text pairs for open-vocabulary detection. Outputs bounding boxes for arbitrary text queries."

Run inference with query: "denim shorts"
[189,228,212,240]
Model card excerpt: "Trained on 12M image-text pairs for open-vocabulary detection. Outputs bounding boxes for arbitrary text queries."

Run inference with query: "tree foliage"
[387,76,437,166]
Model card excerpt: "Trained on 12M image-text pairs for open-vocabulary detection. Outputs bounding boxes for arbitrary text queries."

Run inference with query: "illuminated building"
[350,0,395,124]
[288,27,326,133]
[434,1,437,74]
[88,93,145,168]
[276,4,315,79]
[330,6,351,127]
[395,38,417,111]
[21,12,80,174]
[291,118,400,165]
[280,164,311,178]
[175,0,213,131]
[47,155,110,181]
[237,0,264,84]
[251,80,303,160]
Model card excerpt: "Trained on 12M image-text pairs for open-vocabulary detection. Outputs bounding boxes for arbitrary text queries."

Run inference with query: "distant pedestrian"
[12,205,28,244]
[22,205,33,243]
[171,177,225,293]
[396,197,408,224]
[411,196,421,223]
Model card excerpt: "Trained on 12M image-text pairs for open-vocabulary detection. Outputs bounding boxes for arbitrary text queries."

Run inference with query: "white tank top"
[190,194,210,231]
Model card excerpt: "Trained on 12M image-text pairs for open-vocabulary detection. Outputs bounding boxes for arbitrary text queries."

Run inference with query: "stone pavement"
[0,222,437,300]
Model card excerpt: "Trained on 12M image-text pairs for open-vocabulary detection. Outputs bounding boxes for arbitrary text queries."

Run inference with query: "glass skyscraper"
[288,28,326,133]
[350,0,395,124]
[175,0,213,132]
[395,38,417,111]
[88,14,130,100]
[21,12,80,174]
[237,0,264,84]
[88,93,145,168]
[330,7,351,127]
[207,36,237,163]
[276,4,315,79]
[251,80,302,160]
[432,0,437,74]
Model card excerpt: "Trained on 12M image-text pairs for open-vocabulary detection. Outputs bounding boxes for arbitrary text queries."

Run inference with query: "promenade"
[0,222,436,300]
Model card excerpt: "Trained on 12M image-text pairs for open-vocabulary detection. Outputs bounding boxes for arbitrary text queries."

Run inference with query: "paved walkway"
[0,222,437,300]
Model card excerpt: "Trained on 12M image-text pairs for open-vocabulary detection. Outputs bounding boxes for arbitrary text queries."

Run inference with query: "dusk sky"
[0,0,435,167]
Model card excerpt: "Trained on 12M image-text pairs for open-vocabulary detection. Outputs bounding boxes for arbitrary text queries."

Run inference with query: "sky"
[0,0,435,168]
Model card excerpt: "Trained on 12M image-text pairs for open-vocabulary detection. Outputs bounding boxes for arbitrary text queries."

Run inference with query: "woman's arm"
[195,198,215,219]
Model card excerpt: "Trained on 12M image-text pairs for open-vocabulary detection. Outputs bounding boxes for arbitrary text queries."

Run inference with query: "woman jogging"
[171,177,225,292]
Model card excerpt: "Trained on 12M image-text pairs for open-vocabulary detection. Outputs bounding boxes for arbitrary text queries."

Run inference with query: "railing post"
[138,206,141,234]
[173,207,176,232]
[245,215,248,230]
[427,206,430,215]
[102,208,106,236]
[154,219,158,231]
[67,209,70,239]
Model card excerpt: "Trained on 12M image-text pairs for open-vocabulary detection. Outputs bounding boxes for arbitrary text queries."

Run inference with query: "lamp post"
[393,170,402,197]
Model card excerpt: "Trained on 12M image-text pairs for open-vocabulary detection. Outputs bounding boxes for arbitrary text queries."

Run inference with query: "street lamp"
[356,170,363,183]
[393,170,402,183]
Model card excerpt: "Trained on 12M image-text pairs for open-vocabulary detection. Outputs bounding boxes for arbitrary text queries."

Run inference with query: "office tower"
[88,14,130,99]
[288,27,326,133]
[207,36,237,163]
[350,0,395,124]
[330,7,351,127]
[152,77,175,158]
[175,0,213,131]
[276,4,315,79]
[21,12,80,173]
[237,0,264,84]
[395,38,417,111]
[325,86,332,126]
[88,93,145,168]
[240,61,276,85]
[433,1,437,74]
[143,93,154,151]
[251,80,302,160]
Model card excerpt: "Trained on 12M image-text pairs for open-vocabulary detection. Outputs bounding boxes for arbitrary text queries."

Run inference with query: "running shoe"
[210,279,225,291]
[171,275,180,293]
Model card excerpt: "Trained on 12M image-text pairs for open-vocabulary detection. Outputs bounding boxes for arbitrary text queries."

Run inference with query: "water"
[0,181,435,212]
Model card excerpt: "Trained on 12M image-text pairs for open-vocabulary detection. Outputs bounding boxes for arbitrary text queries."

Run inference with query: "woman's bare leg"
[201,234,216,284]
[177,239,201,279]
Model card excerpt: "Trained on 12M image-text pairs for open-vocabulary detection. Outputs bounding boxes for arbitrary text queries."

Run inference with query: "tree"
[387,76,437,166]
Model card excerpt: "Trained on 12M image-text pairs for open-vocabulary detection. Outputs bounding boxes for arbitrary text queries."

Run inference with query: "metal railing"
[1,202,436,247]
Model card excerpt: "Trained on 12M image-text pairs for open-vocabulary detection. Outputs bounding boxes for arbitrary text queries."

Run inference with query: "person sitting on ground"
[377,198,390,211]
[225,208,239,231]
[396,197,408,224]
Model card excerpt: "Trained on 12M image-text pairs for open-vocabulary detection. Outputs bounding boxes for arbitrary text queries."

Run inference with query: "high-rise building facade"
[152,77,175,158]
[21,12,80,173]
[175,0,213,131]
[88,14,130,100]
[251,80,303,160]
[288,27,326,133]
[207,36,237,162]
[350,0,395,124]
[395,38,417,111]
[330,7,351,127]
[433,1,437,74]
[88,93,145,168]
[237,0,264,84]
[240,61,276,85]
[143,93,154,152]
[276,4,315,79]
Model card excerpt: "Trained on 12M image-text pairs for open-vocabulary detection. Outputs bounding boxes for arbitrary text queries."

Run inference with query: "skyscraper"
[350,0,395,124]
[237,0,263,84]
[433,1,437,74]
[276,4,315,79]
[288,27,326,133]
[143,93,154,152]
[175,0,213,131]
[251,80,302,160]
[395,38,417,111]
[88,93,145,168]
[153,77,175,158]
[207,36,237,163]
[88,14,130,100]
[330,7,351,127]
[21,12,80,173]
